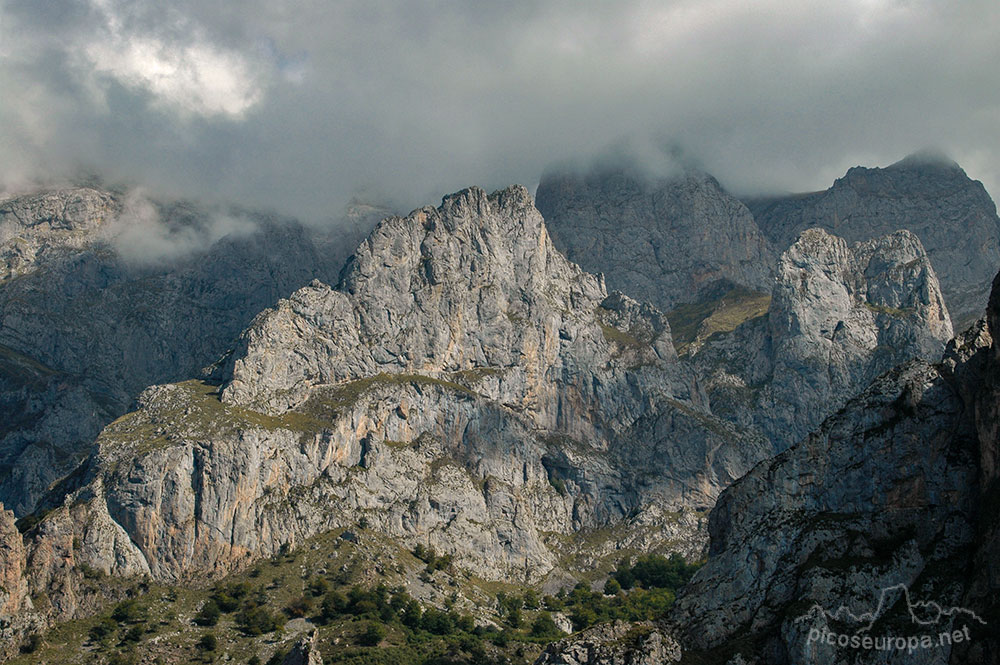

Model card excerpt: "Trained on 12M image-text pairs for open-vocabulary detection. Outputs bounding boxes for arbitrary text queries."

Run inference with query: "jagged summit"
[3,169,997,663]
[221,184,617,414]
[0,185,359,515]
[667,292,997,664]
[747,157,1000,328]
[8,184,764,614]
[691,225,952,454]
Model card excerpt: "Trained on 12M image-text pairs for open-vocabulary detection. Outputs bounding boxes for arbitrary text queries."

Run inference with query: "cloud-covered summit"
[2,0,999,220]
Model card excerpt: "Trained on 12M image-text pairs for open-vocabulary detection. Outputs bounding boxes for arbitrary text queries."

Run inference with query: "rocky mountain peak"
[666,276,998,663]
[0,187,118,281]
[0,185,358,516]
[748,157,1000,328]
[535,165,775,313]
[341,184,571,297]
[6,184,761,605]
[693,225,952,455]
[885,149,963,173]
[771,227,952,355]
[222,185,613,414]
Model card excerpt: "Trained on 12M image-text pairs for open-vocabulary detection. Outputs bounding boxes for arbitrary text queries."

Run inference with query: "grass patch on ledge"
[100,380,331,458]
[667,285,771,356]
[863,301,915,318]
[101,372,489,461]
[597,321,644,348]
[298,372,478,422]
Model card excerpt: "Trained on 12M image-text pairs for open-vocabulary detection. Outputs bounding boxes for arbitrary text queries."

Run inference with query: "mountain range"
[0,154,997,664]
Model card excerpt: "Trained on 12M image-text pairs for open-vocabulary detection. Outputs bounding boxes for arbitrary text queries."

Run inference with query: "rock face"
[669,309,995,663]
[0,503,44,664]
[0,187,366,515]
[0,188,118,281]
[747,153,1000,328]
[693,227,953,453]
[534,620,681,665]
[961,274,1000,664]
[535,167,775,312]
[536,161,958,458]
[13,186,764,618]
[281,631,324,665]
[0,504,28,616]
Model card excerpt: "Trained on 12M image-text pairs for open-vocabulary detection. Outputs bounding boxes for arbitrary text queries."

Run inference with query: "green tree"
[89,617,118,644]
[421,608,455,635]
[236,606,285,636]
[122,625,145,643]
[198,633,218,651]
[570,605,598,631]
[358,621,386,646]
[284,595,313,618]
[530,611,561,638]
[195,600,221,626]
[112,599,147,624]
[307,576,330,597]
[320,591,348,622]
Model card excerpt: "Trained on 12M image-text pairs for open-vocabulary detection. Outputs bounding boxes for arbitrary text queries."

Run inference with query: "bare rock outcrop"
[534,621,681,665]
[535,167,775,313]
[282,631,323,665]
[0,188,117,281]
[0,187,355,515]
[12,186,763,621]
[747,153,1000,329]
[669,293,995,663]
[0,504,27,616]
[694,227,953,453]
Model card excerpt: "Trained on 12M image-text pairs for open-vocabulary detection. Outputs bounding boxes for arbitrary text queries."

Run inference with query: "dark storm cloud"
[1,0,999,221]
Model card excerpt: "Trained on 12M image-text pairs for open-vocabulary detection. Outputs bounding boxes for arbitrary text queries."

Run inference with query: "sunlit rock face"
[691,226,952,455]
[748,154,1000,329]
[669,300,996,664]
[14,186,765,623]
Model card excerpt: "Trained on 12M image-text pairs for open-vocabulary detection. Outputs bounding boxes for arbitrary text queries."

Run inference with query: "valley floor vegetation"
[9,529,700,665]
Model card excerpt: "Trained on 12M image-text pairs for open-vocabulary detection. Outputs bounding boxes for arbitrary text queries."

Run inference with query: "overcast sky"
[1,0,999,220]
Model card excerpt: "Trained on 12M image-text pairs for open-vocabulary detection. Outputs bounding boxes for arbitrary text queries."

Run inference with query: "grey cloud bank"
[1,0,999,220]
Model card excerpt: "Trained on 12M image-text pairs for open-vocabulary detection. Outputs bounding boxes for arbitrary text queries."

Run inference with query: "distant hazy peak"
[886,149,963,172]
[536,165,774,313]
[746,154,1000,329]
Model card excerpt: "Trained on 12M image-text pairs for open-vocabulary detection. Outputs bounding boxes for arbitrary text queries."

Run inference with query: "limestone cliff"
[747,153,1000,328]
[0,187,118,281]
[694,227,953,454]
[535,167,775,313]
[12,186,762,624]
[0,504,27,616]
[0,187,369,515]
[667,310,995,664]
